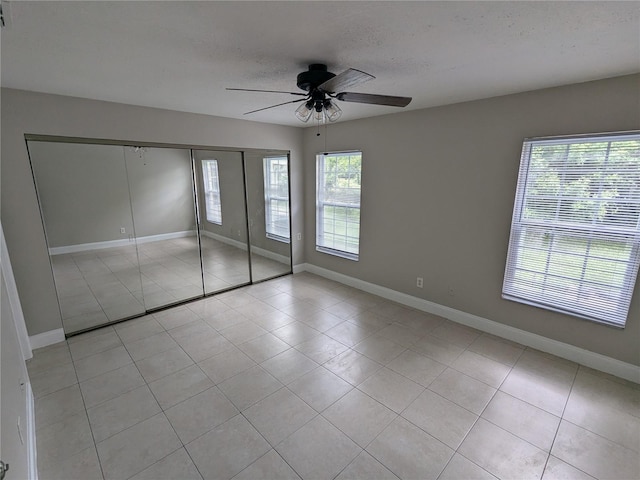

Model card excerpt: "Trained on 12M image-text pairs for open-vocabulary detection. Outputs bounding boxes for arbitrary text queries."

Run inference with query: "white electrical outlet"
[120,227,126,234]
[416,277,423,288]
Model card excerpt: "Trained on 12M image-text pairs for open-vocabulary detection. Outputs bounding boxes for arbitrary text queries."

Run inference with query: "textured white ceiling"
[1,1,638,127]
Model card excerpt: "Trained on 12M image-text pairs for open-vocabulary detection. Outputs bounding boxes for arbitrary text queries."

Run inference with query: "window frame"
[502,131,640,328]
[201,159,222,225]
[316,151,363,261]
[263,156,290,243]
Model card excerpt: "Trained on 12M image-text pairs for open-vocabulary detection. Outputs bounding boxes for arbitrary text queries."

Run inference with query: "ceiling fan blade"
[227,88,307,96]
[318,68,375,94]
[336,92,412,107]
[243,97,308,115]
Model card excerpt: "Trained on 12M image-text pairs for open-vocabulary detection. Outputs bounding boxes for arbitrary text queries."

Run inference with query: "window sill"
[316,246,359,261]
[501,293,626,329]
[266,233,290,244]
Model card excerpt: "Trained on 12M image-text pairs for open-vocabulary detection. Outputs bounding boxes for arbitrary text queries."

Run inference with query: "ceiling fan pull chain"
[324,122,328,154]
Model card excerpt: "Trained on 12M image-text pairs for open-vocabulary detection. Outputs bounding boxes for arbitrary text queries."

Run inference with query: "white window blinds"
[263,156,290,241]
[503,132,640,327]
[202,159,222,225]
[316,152,362,260]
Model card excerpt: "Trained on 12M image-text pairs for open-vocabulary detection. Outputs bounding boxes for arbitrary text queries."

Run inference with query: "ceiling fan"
[227,64,412,123]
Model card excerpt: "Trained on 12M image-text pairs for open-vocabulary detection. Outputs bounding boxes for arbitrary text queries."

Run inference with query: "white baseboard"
[202,231,248,251]
[134,230,196,245]
[202,231,289,265]
[29,328,65,350]
[51,229,290,265]
[293,263,306,274]
[49,230,196,255]
[296,263,640,383]
[50,238,132,255]
[28,263,639,381]
[251,246,290,265]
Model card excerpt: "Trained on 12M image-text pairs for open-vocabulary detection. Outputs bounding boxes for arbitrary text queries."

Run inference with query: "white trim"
[251,246,290,265]
[1,222,39,478]
[50,230,290,267]
[49,230,196,255]
[27,382,38,480]
[50,237,131,255]
[296,263,640,383]
[29,328,65,350]
[134,230,196,245]
[203,231,290,265]
[1,223,33,360]
[202,230,248,251]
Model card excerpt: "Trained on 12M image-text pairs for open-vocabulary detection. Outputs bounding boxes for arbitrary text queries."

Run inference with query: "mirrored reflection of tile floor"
[29,273,640,480]
[52,236,288,333]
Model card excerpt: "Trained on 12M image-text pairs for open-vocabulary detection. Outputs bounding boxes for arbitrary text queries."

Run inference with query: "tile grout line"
[538,361,580,479]
[103,326,185,479]
[68,338,108,480]
[33,274,639,480]
[431,332,515,480]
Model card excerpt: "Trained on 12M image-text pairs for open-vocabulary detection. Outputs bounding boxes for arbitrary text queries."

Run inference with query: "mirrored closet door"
[245,150,292,282]
[192,150,251,294]
[28,138,292,336]
[28,141,146,333]
[124,146,204,309]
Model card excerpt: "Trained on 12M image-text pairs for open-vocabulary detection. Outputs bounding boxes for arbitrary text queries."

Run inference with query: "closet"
[27,137,291,335]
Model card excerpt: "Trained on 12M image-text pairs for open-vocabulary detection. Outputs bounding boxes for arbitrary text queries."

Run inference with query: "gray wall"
[1,88,304,336]
[303,74,640,366]
[28,143,196,247]
[28,141,135,247]
[125,147,196,238]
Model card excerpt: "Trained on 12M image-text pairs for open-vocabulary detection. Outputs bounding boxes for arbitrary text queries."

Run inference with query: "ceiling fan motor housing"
[296,64,335,92]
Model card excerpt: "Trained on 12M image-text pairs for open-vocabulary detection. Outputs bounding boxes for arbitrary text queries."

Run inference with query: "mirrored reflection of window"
[263,156,290,241]
[202,159,222,225]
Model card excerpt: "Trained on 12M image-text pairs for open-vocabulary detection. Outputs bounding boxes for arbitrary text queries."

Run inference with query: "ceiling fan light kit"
[294,101,313,122]
[295,98,342,123]
[228,63,412,124]
[323,100,342,122]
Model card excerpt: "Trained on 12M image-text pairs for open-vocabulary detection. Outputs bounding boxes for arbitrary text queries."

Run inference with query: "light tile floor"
[52,236,288,333]
[28,273,640,480]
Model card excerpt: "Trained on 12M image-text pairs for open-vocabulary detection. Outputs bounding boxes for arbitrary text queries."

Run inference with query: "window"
[201,159,222,224]
[263,156,290,241]
[316,151,362,260]
[503,132,640,327]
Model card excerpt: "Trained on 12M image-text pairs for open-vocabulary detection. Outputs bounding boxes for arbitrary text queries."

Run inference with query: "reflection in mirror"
[244,151,292,281]
[124,147,203,310]
[193,150,251,294]
[27,141,145,334]
[28,140,292,336]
